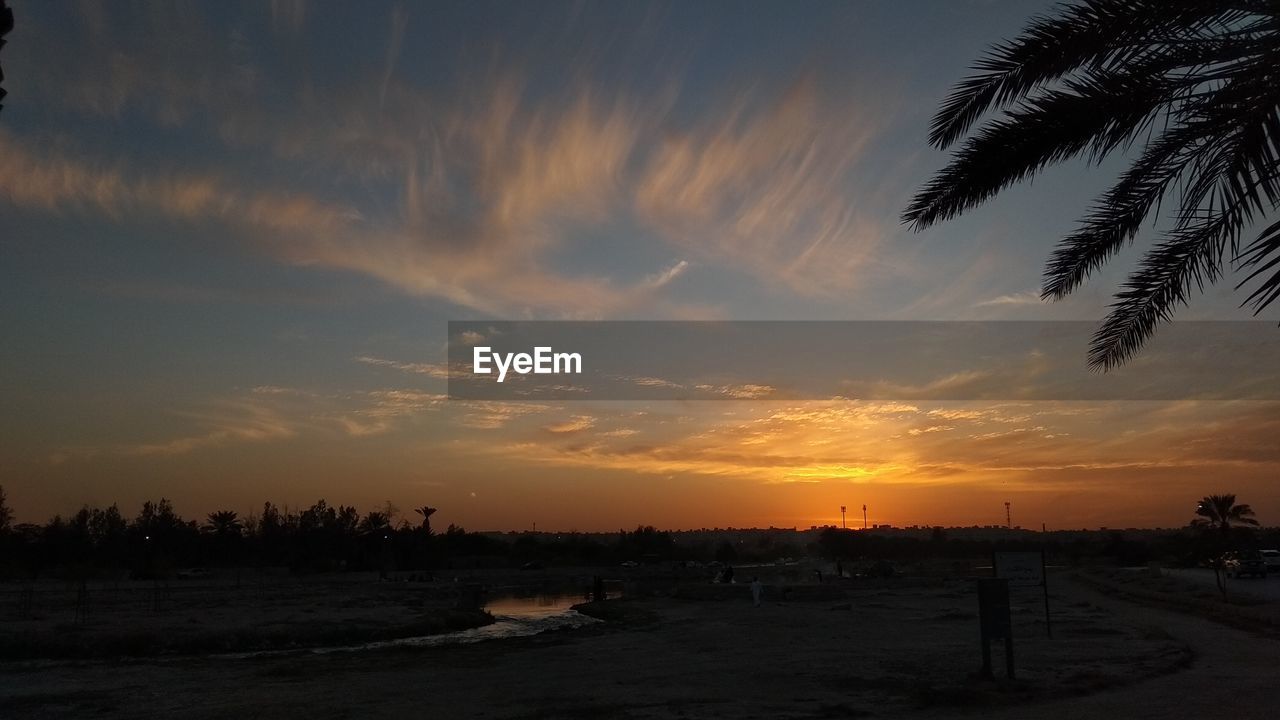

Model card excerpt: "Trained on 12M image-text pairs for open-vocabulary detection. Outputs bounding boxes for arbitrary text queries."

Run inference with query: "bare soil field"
[3,570,1251,720]
[0,572,494,659]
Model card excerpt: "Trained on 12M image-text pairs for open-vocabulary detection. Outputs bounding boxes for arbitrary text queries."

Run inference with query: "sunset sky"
[1,0,1277,531]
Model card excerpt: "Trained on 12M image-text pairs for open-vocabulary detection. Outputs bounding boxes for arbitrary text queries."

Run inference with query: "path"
[956,574,1280,720]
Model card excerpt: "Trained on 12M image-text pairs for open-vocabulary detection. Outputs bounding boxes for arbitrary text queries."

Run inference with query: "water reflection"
[484,589,613,618]
[223,587,618,660]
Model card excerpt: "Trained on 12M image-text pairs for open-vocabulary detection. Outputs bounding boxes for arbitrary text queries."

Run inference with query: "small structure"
[977,578,1014,679]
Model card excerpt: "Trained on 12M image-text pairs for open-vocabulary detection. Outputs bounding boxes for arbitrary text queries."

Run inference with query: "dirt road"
[964,577,1280,720]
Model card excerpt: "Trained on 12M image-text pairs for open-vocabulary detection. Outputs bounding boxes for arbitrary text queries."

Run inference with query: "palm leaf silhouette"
[414,506,437,532]
[905,0,1280,369]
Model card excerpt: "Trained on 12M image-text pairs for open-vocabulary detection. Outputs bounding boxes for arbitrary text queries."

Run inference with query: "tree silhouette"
[0,484,12,533]
[202,510,243,584]
[89,504,128,573]
[134,499,188,542]
[414,506,437,534]
[1191,493,1260,532]
[0,1,12,116]
[1190,493,1259,600]
[358,511,391,535]
[202,510,243,537]
[905,0,1280,368]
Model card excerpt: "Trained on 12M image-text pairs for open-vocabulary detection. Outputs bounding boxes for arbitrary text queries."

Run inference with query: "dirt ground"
[7,570,1270,719]
[0,573,494,658]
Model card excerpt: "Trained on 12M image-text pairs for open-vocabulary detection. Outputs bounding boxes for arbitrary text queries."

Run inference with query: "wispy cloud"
[620,375,685,389]
[642,260,690,289]
[0,130,357,235]
[51,385,450,459]
[974,291,1044,308]
[340,390,447,437]
[457,401,555,430]
[452,400,1280,502]
[355,355,450,380]
[544,415,596,434]
[121,397,302,457]
[694,383,776,399]
[4,6,899,319]
[635,79,890,295]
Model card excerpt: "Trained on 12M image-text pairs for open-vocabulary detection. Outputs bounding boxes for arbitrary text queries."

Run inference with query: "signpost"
[993,550,1052,638]
[977,578,1014,679]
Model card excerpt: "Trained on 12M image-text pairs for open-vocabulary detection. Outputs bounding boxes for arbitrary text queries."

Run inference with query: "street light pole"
[840,505,846,529]
[862,504,867,530]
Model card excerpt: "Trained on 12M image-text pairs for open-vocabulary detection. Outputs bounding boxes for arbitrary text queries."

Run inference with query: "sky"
[1,0,1277,531]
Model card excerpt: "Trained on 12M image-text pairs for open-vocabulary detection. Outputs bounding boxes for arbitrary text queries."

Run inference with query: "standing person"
[750,576,763,607]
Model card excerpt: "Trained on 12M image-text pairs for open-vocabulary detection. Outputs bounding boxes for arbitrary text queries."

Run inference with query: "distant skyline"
[1,1,1277,530]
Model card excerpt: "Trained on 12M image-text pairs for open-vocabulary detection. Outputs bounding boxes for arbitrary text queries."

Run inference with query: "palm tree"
[1190,493,1259,600]
[1191,493,1260,532]
[202,510,243,537]
[904,0,1280,369]
[202,510,243,584]
[413,506,437,534]
[358,511,391,535]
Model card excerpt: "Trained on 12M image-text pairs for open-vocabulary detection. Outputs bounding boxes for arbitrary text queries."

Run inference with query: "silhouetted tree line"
[2,487,1273,580]
[0,490,705,579]
[0,493,501,580]
[816,495,1274,570]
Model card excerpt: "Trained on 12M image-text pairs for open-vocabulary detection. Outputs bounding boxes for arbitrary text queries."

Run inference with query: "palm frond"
[0,1,13,115]
[1092,91,1280,367]
[1090,191,1258,369]
[906,73,1172,229]
[928,0,1245,148]
[1090,229,1218,369]
[1236,217,1280,311]
[1043,127,1205,299]
[910,0,1280,368]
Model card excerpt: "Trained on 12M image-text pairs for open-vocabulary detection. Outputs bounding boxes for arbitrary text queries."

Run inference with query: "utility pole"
[840,505,846,529]
[1005,502,1012,529]
[862,504,867,530]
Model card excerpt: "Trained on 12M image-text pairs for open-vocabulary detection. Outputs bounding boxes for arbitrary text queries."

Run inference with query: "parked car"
[1260,549,1280,573]
[1236,551,1268,579]
[1211,551,1241,574]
